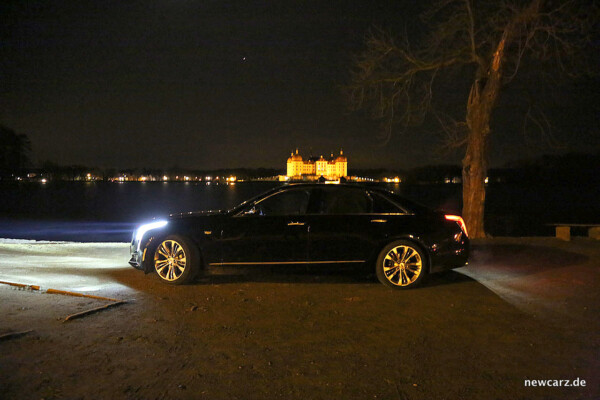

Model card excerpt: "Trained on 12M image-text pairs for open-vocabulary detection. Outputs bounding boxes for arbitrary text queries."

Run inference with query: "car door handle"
[371,219,387,223]
[287,222,305,226]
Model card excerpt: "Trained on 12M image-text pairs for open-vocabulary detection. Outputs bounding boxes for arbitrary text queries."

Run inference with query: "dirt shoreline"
[0,237,598,399]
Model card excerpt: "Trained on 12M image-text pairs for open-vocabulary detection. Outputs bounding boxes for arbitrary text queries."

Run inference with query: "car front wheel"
[375,240,427,289]
[153,235,199,284]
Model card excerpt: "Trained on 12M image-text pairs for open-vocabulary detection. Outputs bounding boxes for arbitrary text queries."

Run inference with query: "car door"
[217,188,311,264]
[305,187,382,263]
[305,188,413,263]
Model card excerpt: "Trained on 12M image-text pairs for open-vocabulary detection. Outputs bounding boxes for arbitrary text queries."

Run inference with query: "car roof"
[282,183,398,196]
[227,183,372,213]
[281,183,432,213]
[283,183,377,190]
[228,182,433,215]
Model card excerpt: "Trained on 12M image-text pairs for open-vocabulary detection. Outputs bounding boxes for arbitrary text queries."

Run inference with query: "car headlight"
[135,220,168,248]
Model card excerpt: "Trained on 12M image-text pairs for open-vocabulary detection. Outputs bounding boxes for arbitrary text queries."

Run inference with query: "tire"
[153,235,199,285]
[375,240,427,289]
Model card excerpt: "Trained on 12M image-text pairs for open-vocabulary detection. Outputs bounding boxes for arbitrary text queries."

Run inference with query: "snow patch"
[0,238,70,244]
[0,238,129,245]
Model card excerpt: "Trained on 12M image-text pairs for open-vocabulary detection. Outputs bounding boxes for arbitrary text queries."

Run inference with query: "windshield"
[226,187,283,215]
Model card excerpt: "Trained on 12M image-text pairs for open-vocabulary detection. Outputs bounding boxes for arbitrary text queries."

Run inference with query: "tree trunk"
[461,0,544,238]
[462,102,488,239]
[462,35,507,238]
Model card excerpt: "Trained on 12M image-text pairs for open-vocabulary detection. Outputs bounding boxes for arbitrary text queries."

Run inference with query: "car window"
[255,189,310,216]
[317,188,372,214]
[370,192,405,213]
[382,191,427,214]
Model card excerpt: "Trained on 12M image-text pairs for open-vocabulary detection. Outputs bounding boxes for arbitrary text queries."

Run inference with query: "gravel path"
[0,237,598,399]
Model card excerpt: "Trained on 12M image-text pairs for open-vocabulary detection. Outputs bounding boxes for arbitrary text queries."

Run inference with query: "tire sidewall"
[375,240,427,289]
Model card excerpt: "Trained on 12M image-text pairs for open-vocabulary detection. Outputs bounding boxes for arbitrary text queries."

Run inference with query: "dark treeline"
[16,151,600,184]
[2,118,597,185]
[492,152,600,185]
[350,166,462,184]
[352,151,600,185]
[0,125,32,179]
[32,163,282,181]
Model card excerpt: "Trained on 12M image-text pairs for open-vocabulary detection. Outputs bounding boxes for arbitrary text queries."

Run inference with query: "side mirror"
[244,206,257,215]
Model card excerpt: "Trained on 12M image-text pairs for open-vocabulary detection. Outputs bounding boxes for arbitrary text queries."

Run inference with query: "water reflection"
[0,181,463,241]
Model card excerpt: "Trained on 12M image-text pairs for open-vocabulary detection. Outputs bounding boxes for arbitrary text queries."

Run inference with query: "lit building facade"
[286,149,347,180]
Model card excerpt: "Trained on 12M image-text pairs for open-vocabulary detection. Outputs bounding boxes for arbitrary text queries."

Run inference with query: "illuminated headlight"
[135,220,168,249]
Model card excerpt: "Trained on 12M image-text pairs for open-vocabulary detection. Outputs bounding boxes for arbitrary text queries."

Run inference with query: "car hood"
[169,210,224,219]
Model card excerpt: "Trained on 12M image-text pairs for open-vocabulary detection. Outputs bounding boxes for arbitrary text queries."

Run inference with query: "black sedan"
[129,184,468,289]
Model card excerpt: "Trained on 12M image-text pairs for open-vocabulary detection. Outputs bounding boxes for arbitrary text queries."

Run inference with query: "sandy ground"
[0,237,598,400]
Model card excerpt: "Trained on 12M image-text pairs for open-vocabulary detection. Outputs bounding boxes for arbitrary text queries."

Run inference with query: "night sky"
[1,1,598,170]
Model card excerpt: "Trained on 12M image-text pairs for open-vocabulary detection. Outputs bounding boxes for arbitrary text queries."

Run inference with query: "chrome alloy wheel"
[154,239,187,281]
[382,245,423,287]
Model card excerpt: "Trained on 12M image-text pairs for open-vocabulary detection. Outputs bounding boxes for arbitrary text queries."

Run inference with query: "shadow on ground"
[105,262,474,290]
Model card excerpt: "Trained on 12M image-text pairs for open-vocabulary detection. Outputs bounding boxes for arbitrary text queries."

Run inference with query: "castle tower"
[286,149,303,177]
[335,149,348,178]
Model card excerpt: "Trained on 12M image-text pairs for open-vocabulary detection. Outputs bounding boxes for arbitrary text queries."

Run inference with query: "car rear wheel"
[153,235,199,284]
[375,240,426,289]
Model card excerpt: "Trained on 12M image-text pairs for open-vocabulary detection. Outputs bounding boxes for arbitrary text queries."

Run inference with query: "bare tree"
[348,0,598,238]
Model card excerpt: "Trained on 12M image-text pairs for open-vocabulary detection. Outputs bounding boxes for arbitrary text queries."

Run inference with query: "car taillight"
[445,215,468,237]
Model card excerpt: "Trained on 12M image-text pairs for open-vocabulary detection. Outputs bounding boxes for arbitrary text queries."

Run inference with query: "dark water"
[0,181,597,241]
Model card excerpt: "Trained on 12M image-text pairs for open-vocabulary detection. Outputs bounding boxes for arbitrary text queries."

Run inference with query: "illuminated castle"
[286,149,348,180]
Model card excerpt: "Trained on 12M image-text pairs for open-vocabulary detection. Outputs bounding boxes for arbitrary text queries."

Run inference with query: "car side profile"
[129,184,469,289]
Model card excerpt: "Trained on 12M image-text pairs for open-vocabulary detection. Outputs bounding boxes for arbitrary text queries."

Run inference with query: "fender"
[373,234,434,273]
[141,231,210,273]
